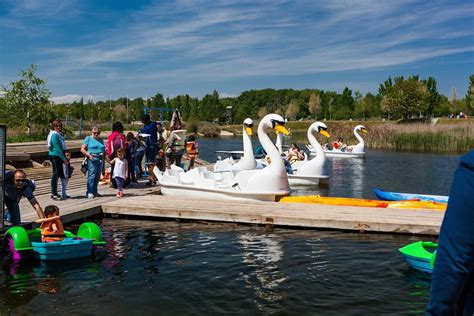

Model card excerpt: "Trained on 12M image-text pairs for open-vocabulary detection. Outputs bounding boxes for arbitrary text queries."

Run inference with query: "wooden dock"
[100,196,443,235]
[5,142,443,236]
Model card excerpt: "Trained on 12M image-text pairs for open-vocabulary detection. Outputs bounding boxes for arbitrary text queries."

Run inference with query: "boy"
[40,205,65,242]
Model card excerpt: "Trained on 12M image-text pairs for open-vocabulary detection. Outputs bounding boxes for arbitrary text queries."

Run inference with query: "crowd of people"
[3,110,199,226]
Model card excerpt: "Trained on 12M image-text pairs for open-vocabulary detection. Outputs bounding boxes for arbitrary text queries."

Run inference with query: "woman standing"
[80,126,106,199]
[106,121,127,189]
[47,119,67,200]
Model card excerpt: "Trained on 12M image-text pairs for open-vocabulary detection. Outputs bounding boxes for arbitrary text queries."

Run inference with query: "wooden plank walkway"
[11,160,161,227]
[100,195,443,236]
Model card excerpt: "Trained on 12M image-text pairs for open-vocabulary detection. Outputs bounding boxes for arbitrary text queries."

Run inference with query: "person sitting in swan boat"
[286,143,304,163]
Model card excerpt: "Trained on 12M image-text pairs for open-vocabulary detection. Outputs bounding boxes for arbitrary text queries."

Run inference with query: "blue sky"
[1,0,473,103]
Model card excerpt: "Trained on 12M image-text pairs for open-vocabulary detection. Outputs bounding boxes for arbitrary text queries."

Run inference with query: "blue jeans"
[135,149,145,174]
[4,198,21,225]
[49,155,65,196]
[87,158,102,196]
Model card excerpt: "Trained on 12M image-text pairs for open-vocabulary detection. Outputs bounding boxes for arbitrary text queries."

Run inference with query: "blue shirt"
[83,136,106,160]
[140,121,157,145]
[426,150,474,315]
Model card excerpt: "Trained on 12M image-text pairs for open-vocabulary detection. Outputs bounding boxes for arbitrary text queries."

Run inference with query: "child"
[185,134,199,170]
[110,148,128,197]
[40,205,65,242]
[61,150,74,199]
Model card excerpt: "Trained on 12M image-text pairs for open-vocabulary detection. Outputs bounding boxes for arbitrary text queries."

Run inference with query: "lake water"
[1,137,464,314]
[2,220,434,315]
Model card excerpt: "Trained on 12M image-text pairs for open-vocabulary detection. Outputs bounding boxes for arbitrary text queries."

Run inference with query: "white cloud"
[4,0,473,96]
[50,94,106,104]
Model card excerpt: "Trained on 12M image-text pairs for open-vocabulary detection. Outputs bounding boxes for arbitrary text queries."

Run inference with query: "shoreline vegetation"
[5,118,473,153]
[223,118,474,153]
[1,65,473,153]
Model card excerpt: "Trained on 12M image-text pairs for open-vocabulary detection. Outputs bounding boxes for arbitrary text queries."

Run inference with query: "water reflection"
[329,157,365,197]
[1,256,102,311]
[238,232,287,314]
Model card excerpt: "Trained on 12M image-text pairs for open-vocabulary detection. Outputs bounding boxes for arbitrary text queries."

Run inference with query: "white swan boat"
[155,114,291,202]
[288,122,330,186]
[308,125,367,158]
[214,118,261,172]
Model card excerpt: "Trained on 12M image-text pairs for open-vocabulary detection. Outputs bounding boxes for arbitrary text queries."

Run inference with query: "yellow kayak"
[279,195,447,211]
[279,195,389,208]
[387,200,446,210]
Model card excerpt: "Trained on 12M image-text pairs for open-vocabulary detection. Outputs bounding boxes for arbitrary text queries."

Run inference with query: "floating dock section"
[101,195,443,236]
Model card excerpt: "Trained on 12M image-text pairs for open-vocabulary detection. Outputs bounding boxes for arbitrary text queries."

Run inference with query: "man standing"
[426,150,474,315]
[139,114,158,186]
[4,170,45,225]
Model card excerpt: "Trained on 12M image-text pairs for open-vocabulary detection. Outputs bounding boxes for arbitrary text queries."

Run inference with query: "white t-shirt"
[112,158,127,179]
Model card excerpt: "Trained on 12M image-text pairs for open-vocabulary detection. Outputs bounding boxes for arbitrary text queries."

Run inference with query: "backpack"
[110,133,124,156]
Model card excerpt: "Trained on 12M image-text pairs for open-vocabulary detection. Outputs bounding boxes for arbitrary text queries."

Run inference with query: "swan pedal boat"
[399,241,437,273]
[374,188,449,203]
[157,114,292,202]
[279,195,447,210]
[286,121,331,187]
[308,125,368,158]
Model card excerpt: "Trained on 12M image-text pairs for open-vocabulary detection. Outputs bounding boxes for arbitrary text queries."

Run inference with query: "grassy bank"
[223,118,474,153]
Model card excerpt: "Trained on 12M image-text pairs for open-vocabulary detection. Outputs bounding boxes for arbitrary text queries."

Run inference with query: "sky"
[0,0,473,104]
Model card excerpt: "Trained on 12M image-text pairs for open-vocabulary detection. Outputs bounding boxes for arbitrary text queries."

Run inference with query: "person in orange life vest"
[332,138,343,150]
[39,205,65,243]
[106,121,127,189]
[185,135,199,170]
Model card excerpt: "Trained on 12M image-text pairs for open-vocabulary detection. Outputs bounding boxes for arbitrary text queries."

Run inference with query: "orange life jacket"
[40,216,65,242]
[186,141,199,158]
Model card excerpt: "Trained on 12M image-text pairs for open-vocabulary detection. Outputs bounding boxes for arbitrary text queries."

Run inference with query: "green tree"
[354,93,381,119]
[465,74,474,115]
[422,77,440,117]
[2,64,54,133]
[381,78,430,120]
[307,93,322,119]
[285,100,300,120]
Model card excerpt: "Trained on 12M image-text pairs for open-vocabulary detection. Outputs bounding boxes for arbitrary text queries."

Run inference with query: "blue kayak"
[373,188,449,203]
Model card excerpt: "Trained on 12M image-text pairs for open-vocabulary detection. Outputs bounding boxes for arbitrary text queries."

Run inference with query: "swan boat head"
[214,118,256,171]
[243,118,253,136]
[351,125,368,153]
[297,121,330,176]
[240,114,290,193]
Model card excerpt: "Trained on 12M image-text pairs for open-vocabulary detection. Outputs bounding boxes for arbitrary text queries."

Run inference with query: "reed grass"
[229,119,474,153]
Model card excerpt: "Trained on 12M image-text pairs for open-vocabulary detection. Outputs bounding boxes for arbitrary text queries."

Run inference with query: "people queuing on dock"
[426,150,474,315]
[140,114,158,186]
[61,149,73,199]
[3,169,45,225]
[126,132,138,184]
[81,126,107,199]
[156,122,167,171]
[110,148,128,198]
[166,110,186,169]
[39,205,65,243]
[47,119,68,200]
[106,121,127,189]
[135,133,146,179]
[185,134,199,170]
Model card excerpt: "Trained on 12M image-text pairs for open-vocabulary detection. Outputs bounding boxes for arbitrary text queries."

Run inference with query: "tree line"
[1,65,473,135]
